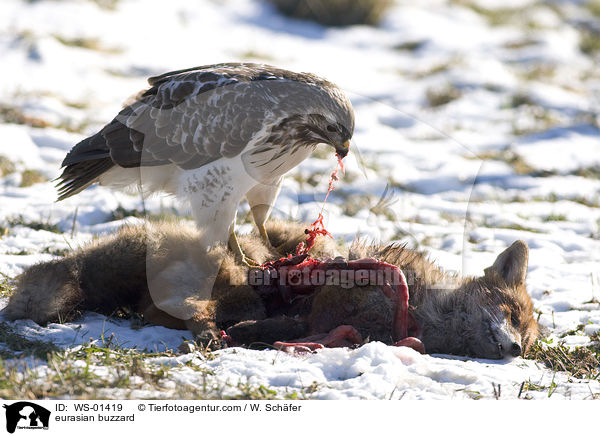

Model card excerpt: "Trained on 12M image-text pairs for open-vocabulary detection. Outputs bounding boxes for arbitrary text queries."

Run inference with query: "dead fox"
[1,220,538,359]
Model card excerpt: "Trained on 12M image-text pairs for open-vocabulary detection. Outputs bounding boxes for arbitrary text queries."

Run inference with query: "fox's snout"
[488,318,523,359]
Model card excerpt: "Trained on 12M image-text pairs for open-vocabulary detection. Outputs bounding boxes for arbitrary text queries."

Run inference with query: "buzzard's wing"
[57,65,279,200]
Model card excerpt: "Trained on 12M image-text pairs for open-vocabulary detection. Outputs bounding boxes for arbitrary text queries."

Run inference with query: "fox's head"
[478,240,539,358]
[418,240,538,359]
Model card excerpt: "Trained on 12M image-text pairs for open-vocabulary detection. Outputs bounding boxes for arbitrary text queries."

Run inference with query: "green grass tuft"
[108,205,146,221]
[5,215,61,233]
[505,92,536,108]
[394,40,426,51]
[585,0,600,17]
[0,103,51,129]
[19,169,48,187]
[573,165,600,179]
[267,0,393,27]
[0,275,14,298]
[0,323,60,360]
[90,0,120,10]
[525,339,600,380]
[53,35,123,53]
[468,148,536,175]
[580,29,600,55]
[425,83,462,107]
[0,336,318,399]
[0,156,16,177]
[543,213,567,222]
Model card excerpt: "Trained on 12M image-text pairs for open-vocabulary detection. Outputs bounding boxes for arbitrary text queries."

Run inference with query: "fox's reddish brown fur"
[1,220,538,359]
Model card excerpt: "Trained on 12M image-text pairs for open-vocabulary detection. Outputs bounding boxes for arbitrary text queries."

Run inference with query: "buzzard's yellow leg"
[251,204,273,246]
[246,178,282,249]
[228,231,260,267]
[256,221,270,243]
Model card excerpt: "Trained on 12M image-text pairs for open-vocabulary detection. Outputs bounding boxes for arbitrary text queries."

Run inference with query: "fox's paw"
[393,337,425,354]
[272,342,324,354]
[177,341,197,354]
[194,329,224,351]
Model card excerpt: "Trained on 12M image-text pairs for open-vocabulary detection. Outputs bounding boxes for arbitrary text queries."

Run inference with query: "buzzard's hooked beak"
[335,140,350,158]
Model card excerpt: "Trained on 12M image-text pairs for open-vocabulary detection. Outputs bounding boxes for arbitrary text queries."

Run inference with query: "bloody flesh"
[239,153,423,353]
[248,255,419,346]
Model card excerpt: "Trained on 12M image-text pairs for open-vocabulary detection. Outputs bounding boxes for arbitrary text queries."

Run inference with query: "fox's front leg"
[273,325,364,353]
[139,296,187,330]
[175,299,222,349]
[185,310,223,349]
[225,316,309,347]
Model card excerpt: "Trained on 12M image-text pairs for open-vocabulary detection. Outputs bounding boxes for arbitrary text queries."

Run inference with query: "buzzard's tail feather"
[61,130,109,166]
[56,158,115,201]
[56,131,115,201]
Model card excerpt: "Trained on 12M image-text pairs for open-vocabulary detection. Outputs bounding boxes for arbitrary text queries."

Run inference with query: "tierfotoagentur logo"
[247,257,454,291]
[3,402,50,433]
[249,262,406,289]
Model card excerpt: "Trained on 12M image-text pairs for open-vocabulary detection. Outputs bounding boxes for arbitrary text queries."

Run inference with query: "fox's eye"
[511,313,520,327]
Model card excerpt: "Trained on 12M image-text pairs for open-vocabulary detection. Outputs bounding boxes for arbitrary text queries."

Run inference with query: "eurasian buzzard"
[57,62,354,263]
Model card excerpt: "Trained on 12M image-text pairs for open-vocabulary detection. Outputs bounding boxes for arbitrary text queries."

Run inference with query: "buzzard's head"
[283,93,354,159]
[268,80,355,158]
[296,113,352,158]
[312,88,354,158]
[266,111,354,159]
[255,76,355,164]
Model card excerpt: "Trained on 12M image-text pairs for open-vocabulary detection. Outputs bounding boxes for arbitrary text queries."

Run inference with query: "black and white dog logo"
[3,402,50,433]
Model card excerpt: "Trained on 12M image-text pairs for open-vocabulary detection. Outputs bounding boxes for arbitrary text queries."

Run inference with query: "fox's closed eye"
[510,312,520,327]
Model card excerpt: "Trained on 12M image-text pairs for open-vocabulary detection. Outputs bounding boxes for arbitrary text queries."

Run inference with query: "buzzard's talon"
[229,231,260,267]
[241,255,260,268]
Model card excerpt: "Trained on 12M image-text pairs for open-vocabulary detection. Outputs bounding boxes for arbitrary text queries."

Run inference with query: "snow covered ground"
[1,0,600,400]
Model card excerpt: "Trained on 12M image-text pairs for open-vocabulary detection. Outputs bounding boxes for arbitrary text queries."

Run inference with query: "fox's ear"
[484,240,529,286]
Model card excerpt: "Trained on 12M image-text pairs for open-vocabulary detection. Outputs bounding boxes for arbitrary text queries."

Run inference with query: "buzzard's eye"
[326,125,337,133]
